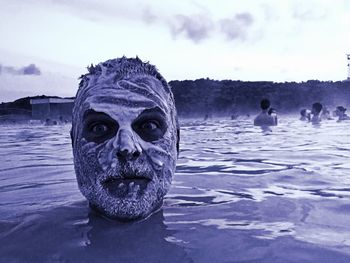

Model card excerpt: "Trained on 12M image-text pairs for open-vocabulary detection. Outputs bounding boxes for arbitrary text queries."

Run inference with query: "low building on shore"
[30,98,74,120]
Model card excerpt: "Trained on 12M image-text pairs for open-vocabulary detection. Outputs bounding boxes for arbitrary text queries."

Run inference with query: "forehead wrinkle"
[85,89,164,108]
[77,74,170,112]
[85,97,158,110]
[79,83,168,111]
[82,100,160,121]
[83,87,168,113]
[127,76,169,106]
[117,80,168,110]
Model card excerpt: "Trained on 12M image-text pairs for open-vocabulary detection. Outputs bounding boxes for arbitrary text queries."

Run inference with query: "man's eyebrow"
[83,109,111,120]
[138,107,166,117]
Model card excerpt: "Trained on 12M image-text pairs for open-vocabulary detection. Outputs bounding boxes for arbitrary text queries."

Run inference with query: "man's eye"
[134,119,166,142]
[82,111,118,143]
[84,122,116,143]
[141,121,159,131]
[91,123,109,135]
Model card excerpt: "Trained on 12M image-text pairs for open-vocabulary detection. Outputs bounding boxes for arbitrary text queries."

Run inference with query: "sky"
[0,0,350,102]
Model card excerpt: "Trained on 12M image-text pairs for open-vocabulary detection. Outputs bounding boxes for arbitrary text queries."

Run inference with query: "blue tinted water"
[0,117,350,262]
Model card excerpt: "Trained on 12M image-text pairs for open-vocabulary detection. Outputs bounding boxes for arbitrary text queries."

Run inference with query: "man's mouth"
[102,175,151,198]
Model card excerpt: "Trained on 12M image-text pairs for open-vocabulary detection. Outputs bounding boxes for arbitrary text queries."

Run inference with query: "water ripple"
[1,118,350,261]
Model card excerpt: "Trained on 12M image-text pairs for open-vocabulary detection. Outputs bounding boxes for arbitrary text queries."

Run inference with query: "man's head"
[71,57,179,220]
[336,106,347,113]
[312,102,323,115]
[260,99,270,110]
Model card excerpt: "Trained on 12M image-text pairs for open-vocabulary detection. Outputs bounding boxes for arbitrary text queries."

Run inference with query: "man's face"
[72,76,178,220]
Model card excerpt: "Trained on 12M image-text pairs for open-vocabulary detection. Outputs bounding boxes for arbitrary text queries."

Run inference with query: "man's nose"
[113,129,141,160]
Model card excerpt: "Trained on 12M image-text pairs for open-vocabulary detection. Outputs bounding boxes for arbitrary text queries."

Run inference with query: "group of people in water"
[253,98,350,127]
[44,116,69,126]
[299,104,350,123]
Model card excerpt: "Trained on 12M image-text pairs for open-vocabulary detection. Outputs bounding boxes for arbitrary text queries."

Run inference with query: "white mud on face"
[71,57,179,219]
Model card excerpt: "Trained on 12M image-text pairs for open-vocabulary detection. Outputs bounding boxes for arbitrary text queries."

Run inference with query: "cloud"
[169,14,214,42]
[0,65,16,75]
[142,6,157,24]
[47,1,255,43]
[219,13,254,41]
[167,12,256,43]
[21,0,256,44]
[0,63,41,75]
[21,64,41,75]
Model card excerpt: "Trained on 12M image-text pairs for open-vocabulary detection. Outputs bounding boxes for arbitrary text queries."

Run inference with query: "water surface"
[1,117,350,262]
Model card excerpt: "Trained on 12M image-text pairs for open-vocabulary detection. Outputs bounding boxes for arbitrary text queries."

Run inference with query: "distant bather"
[300,109,311,122]
[311,102,323,124]
[254,99,277,127]
[335,106,350,122]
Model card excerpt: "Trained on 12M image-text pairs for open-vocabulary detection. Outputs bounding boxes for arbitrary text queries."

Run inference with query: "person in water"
[254,99,276,126]
[311,102,323,124]
[300,109,311,121]
[321,106,332,120]
[71,57,180,220]
[268,107,278,125]
[334,106,350,122]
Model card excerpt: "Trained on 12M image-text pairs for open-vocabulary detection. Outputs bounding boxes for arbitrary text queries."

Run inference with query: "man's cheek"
[76,140,101,175]
[144,140,176,180]
[138,140,168,171]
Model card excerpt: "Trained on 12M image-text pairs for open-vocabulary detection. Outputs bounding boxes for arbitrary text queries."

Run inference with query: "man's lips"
[102,176,151,198]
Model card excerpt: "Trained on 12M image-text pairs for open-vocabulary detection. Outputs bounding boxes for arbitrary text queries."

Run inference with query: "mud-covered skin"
[71,57,179,220]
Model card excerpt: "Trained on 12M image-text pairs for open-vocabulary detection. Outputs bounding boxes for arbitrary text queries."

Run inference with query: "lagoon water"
[1,117,350,262]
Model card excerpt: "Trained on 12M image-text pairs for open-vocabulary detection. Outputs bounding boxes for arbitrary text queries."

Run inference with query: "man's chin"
[88,183,163,221]
[89,200,162,221]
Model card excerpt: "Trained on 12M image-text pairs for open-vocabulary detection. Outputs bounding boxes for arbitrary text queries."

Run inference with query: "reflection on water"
[0,117,350,262]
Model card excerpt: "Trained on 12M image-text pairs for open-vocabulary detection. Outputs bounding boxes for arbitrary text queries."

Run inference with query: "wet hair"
[78,56,171,95]
[312,102,323,114]
[260,99,270,110]
[300,109,307,116]
[336,106,347,112]
[268,108,276,115]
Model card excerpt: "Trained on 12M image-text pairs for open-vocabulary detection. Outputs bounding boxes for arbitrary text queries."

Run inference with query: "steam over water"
[1,117,350,262]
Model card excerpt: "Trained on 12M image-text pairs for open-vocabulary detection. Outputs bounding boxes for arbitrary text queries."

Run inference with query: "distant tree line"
[170,79,350,117]
[1,80,350,117]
